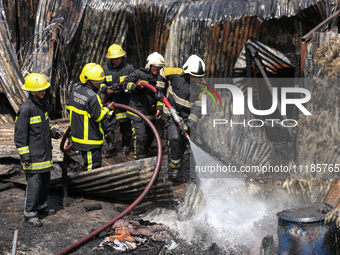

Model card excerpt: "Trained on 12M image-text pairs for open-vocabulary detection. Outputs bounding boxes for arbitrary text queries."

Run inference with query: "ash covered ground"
[0,183,253,255]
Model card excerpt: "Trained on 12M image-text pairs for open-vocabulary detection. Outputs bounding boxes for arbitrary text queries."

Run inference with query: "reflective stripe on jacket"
[123,68,163,120]
[101,61,134,119]
[14,94,58,173]
[67,84,111,151]
[156,68,205,123]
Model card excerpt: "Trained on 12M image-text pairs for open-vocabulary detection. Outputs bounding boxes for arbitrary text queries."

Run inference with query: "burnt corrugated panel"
[3,0,39,73]
[49,155,176,202]
[0,0,339,117]
[0,1,26,114]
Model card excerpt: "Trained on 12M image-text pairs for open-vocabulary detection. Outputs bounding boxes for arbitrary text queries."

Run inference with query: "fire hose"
[60,82,123,153]
[56,102,162,255]
[60,81,189,153]
[138,81,190,141]
[57,81,186,254]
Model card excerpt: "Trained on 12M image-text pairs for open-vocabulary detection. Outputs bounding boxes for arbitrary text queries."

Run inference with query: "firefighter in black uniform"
[67,63,115,171]
[15,73,63,227]
[123,52,165,159]
[100,44,135,155]
[156,55,206,179]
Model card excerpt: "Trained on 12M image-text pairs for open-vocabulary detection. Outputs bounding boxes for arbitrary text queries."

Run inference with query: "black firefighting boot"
[135,137,148,159]
[104,131,116,153]
[122,135,131,155]
[169,160,181,180]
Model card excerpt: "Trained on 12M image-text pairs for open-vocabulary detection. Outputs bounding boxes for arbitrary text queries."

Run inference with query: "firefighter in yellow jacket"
[14,73,63,227]
[67,63,115,171]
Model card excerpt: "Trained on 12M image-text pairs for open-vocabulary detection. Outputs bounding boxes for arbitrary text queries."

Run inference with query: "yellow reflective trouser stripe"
[105,76,112,82]
[30,116,41,124]
[45,112,49,120]
[127,111,155,120]
[131,121,137,159]
[22,160,54,171]
[71,136,104,145]
[87,151,93,171]
[66,105,91,118]
[120,76,127,82]
[116,112,127,120]
[18,146,30,155]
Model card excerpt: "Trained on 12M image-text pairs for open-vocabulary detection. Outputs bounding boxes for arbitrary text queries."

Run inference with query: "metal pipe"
[11,229,18,255]
[55,103,162,255]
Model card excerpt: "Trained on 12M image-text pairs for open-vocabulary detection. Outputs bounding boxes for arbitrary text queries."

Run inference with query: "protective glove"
[184,119,196,131]
[135,85,144,92]
[155,89,164,102]
[56,130,64,139]
[178,121,189,136]
[111,83,120,92]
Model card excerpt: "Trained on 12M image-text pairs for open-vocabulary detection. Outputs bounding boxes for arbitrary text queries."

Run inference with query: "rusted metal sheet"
[49,155,177,202]
[234,36,295,78]
[0,0,339,120]
[0,1,26,114]
[0,118,69,162]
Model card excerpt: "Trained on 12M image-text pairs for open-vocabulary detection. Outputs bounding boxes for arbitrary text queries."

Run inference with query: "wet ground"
[0,183,240,255]
[0,123,297,255]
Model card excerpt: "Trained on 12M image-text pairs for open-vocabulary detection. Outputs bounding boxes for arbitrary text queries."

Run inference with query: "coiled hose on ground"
[56,103,162,255]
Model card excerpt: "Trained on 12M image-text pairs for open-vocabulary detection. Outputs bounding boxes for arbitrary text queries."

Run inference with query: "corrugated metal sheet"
[50,155,175,202]
[0,1,26,114]
[0,0,339,118]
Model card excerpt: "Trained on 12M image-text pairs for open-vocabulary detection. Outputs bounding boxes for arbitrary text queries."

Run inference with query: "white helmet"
[145,52,165,70]
[183,55,205,77]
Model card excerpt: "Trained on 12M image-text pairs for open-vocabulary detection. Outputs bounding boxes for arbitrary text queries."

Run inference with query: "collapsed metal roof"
[0,0,339,122]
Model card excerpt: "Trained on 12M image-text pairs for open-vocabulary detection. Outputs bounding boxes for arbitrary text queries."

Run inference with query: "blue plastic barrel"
[277,203,338,255]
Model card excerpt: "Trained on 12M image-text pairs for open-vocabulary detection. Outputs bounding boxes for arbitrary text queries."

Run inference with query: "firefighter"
[67,63,115,171]
[14,73,63,227]
[100,44,135,155]
[123,52,165,159]
[156,55,206,179]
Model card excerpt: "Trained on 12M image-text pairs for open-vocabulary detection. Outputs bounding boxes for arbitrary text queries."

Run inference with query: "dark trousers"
[166,121,185,166]
[24,172,50,217]
[131,119,155,159]
[81,148,102,171]
[120,120,132,147]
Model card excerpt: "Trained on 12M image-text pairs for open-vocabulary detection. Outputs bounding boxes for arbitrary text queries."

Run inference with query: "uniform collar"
[29,93,43,106]
[109,60,125,70]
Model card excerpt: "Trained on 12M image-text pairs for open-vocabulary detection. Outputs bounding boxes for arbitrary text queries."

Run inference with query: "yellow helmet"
[79,63,105,83]
[106,44,126,59]
[22,73,50,91]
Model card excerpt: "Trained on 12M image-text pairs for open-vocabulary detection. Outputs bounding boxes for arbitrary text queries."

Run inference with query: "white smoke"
[143,142,303,252]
